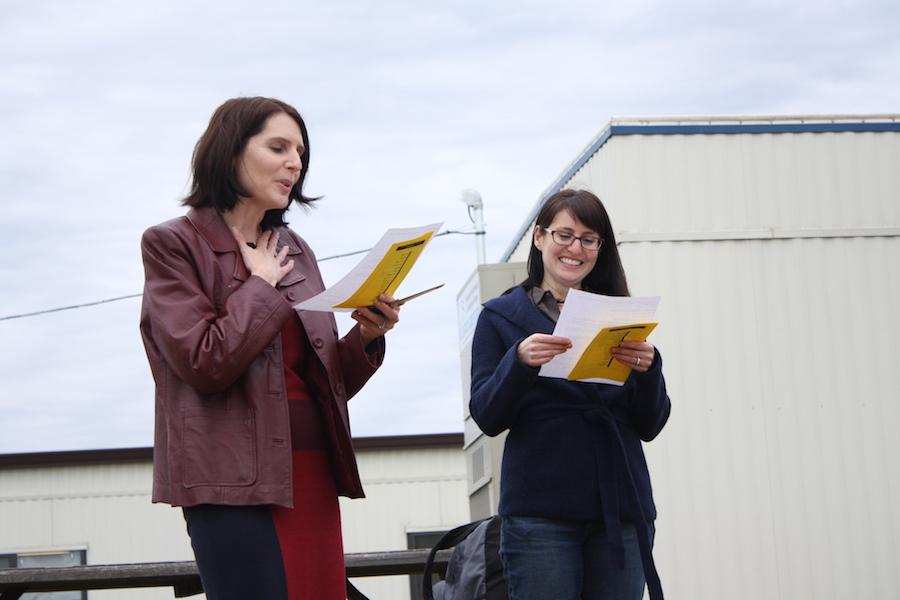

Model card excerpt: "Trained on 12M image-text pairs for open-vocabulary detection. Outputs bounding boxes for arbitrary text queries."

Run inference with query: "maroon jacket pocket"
[182,411,257,487]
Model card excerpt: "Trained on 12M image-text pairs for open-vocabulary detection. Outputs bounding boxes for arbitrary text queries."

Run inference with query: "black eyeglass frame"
[541,227,603,251]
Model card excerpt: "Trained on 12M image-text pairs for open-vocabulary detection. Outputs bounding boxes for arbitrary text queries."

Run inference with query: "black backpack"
[422,516,508,600]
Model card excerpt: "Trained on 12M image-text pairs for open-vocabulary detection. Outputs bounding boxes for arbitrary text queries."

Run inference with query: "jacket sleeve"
[337,324,385,400]
[469,309,540,436]
[140,225,294,394]
[627,348,671,441]
[291,229,385,401]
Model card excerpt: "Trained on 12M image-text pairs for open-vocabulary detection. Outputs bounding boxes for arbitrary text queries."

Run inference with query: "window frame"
[0,549,87,600]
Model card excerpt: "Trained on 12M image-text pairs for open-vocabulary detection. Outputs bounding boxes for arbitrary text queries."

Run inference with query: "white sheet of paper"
[294,222,442,312]
[538,289,660,385]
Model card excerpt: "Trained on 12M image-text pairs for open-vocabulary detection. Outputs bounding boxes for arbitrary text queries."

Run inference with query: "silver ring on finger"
[635,356,641,367]
[379,320,386,330]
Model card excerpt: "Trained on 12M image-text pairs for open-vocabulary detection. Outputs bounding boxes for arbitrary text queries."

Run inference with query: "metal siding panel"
[625,240,780,599]
[50,495,194,564]
[502,118,900,263]
[507,233,531,262]
[755,238,830,598]
[0,447,468,600]
[0,498,53,551]
[505,120,900,259]
[618,236,900,600]
[580,130,900,238]
[91,587,179,600]
[0,462,192,599]
[340,446,468,600]
[750,236,900,598]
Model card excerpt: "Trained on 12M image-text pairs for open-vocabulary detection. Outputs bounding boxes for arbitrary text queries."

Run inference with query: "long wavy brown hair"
[182,96,317,229]
[523,189,629,296]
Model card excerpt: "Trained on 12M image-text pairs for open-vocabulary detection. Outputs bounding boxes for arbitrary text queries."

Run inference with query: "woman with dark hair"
[469,189,670,600]
[139,97,398,600]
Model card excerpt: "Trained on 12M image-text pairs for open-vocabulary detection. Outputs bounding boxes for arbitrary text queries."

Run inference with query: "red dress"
[270,313,346,599]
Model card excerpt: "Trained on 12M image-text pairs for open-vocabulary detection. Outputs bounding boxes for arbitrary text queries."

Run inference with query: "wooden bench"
[0,548,451,599]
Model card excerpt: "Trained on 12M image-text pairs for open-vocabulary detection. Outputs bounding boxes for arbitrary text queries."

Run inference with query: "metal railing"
[0,548,451,599]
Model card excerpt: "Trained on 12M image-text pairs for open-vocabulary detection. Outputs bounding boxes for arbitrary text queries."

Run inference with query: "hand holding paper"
[567,322,657,382]
[294,223,443,312]
[516,333,573,367]
[610,339,657,374]
[538,289,660,386]
[352,293,401,346]
[365,284,445,316]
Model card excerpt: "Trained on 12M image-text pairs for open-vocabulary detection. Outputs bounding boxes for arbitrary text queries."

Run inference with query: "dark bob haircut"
[523,188,630,296]
[182,96,317,229]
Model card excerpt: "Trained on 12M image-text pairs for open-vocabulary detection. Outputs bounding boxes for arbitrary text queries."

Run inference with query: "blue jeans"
[500,516,652,600]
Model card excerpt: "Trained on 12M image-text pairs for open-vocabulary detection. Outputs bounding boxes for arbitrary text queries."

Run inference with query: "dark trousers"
[183,504,288,600]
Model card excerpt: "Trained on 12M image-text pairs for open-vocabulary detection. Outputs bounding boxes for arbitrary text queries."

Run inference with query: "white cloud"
[1,0,899,451]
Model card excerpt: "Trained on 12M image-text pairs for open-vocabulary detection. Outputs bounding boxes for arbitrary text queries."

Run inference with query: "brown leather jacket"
[139,206,384,507]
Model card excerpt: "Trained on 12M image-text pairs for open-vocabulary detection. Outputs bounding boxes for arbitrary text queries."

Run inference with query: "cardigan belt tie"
[582,405,664,600]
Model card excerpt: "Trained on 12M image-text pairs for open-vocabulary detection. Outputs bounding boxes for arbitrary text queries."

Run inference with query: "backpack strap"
[483,516,508,600]
[422,518,492,600]
[346,577,369,600]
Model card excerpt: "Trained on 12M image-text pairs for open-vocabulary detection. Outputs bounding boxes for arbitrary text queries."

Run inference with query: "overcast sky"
[1,0,898,453]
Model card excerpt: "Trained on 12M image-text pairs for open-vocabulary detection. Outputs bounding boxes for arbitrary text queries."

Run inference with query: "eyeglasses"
[541,227,603,251]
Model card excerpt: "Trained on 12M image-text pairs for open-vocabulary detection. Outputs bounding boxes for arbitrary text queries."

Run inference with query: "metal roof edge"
[608,113,900,125]
[499,115,900,262]
[610,121,900,135]
[500,120,616,262]
[0,433,465,469]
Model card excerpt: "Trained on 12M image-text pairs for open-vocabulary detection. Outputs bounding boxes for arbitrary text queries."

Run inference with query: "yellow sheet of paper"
[333,230,435,308]
[567,322,658,383]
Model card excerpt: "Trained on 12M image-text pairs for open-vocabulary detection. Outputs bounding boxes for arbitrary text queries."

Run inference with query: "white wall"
[342,446,469,599]
[0,442,468,600]
[0,461,193,600]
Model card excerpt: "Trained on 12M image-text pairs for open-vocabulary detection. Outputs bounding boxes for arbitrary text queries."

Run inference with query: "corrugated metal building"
[0,434,467,599]
[492,115,900,599]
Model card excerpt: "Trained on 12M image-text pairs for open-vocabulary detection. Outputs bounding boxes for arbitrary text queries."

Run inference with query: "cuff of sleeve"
[359,327,386,368]
[635,347,663,378]
[511,337,542,378]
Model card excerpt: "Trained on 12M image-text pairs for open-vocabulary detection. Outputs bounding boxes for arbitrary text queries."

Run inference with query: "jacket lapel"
[487,286,555,335]
[187,207,248,282]
[275,228,306,288]
[187,208,309,287]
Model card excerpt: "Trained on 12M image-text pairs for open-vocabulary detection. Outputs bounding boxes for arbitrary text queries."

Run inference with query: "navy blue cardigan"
[470,286,671,597]
[470,285,670,523]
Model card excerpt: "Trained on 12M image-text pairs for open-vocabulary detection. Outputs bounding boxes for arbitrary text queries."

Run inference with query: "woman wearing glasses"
[140,97,399,600]
[469,189,671,600]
